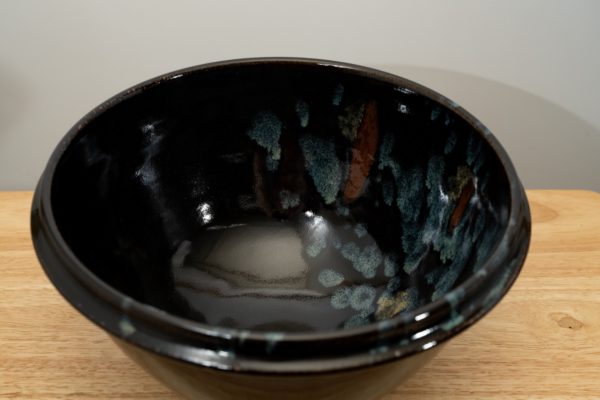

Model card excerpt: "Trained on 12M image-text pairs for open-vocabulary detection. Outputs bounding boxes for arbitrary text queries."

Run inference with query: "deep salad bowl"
[31,58,530,400]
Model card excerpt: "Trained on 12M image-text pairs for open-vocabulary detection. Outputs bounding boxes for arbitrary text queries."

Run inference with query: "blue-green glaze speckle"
[378,132,401,176]
[358,245,382,279]
[466,133,483,167]
[246,111,282,171]
[441,289,468,331]
[350,285,377,311]
[119,316,136,337]
[332,83,344,106]
[444,112,451,126]
[444,131,457,154]
[341,242,360,263]
[422,156,448,247]
[354,223,368,238]
[335,205,350,217]
[430,106,441,121]
[397,167,424,223]
[299,134,342,204]
[381,178,395,206]
[331,287,352,309]
[318,269,344,288]
[445,287,465,308]
[440,312,464,331]
[296,100,309,128]
[341,242,382,279]
[338,102,365,141]
[383,254,399,277]
[386,276,402,293]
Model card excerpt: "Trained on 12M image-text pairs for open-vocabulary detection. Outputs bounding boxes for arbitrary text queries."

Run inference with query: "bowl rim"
[31,57,531,374]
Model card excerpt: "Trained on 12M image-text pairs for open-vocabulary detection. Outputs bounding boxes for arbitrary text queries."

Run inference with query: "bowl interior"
[51,62,510,333]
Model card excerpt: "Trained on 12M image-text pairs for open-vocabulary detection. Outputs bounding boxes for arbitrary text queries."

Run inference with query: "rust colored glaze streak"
[449,179,475,231]
[344,101,379,202]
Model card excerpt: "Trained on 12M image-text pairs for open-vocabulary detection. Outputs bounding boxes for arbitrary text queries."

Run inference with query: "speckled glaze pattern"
[31,58,530,399]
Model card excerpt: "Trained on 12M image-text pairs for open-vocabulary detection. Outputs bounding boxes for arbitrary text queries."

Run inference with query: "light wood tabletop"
[1,190,599,399]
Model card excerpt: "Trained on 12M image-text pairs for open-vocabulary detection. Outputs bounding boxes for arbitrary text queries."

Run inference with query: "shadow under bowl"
[31,58,531,400]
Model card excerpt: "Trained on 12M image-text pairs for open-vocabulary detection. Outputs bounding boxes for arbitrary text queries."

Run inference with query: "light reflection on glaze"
[196,202,214,225]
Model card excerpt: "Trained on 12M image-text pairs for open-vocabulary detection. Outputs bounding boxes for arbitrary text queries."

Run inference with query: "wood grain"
[1,190,599,399]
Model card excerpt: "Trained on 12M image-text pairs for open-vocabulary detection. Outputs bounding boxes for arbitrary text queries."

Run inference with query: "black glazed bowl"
[31,58,530,400]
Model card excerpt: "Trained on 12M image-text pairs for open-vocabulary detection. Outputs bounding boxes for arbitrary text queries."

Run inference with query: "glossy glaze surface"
[113,337,441,400]
[50,62,510,333]
[32,60,530,394]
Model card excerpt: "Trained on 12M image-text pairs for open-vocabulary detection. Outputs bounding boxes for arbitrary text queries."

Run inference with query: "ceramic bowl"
[31,58,530,400]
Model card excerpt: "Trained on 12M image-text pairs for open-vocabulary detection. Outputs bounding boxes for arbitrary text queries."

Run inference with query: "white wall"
[1,0,599,190]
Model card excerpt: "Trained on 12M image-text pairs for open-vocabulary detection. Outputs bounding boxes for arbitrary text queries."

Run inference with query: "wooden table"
[1,190,599,399]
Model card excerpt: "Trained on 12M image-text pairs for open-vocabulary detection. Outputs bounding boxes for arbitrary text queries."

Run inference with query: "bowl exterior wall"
[114,336,440,400]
